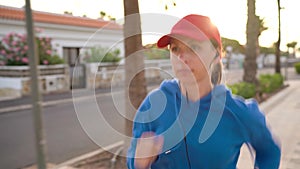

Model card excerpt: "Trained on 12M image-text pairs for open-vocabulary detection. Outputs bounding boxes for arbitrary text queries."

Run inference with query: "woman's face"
[169,36,217,84]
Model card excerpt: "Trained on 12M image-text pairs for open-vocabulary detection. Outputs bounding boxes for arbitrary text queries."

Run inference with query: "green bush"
[40,54,64,65]
[144,48,169,60]
[294,62,300,74]
[228,82,256,99]
[259,73,283,93]
[83,46,121,63]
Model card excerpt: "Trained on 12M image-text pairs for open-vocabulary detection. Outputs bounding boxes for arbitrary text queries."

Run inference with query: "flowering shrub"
[83,46,121,63]
[0,32,64,66]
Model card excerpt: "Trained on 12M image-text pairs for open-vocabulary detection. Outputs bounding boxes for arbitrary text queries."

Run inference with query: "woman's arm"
[246,101,281,169]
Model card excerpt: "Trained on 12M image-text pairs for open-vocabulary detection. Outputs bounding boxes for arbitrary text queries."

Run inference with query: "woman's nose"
[177,47,188,61]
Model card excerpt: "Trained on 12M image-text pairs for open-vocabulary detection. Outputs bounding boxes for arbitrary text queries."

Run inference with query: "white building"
[0,5,124,95]
[0,5,124,66]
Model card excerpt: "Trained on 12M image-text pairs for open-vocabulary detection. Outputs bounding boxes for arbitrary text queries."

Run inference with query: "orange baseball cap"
[157,14,222,53]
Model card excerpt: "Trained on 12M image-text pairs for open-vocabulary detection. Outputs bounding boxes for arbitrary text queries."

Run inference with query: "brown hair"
[210,39,223,86]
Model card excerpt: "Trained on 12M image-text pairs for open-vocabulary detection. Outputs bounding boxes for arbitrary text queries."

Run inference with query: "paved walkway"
[237,80,300,169]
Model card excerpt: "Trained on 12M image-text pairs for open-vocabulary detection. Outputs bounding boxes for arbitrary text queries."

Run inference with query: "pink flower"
[7,32,13,37]
[21,57,28,63]
[17,33,23,38]
[0,61,5,65]
[45,37,51,42]
[43,60,48,65]
[16,57,20,61]
[3,38,9,44]
[12,41,17,46]
[46,50,51,55]
[1,50,6,55]
[15,47,20,52]
[21,50,27,54]
[7,54,12,59]
[21,35,27,42]
[23,45,28,51]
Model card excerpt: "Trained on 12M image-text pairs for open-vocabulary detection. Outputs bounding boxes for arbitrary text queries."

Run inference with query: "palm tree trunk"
[275,0,281,74]
[244,0,259,83]
[123,0,147,154]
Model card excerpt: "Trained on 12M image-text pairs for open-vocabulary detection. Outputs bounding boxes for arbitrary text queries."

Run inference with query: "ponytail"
[209,39,223,86]
[211,61,223,85]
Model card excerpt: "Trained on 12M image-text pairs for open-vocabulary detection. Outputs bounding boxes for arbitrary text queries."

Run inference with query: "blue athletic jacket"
[127,79,281,169]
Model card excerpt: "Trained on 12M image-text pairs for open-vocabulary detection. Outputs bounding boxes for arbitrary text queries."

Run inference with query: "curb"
[0,90,123,114]
[54,141,124,169]
[0,85,159,114]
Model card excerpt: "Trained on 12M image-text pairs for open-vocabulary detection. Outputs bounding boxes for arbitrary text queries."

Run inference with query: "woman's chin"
[176,75,197,84]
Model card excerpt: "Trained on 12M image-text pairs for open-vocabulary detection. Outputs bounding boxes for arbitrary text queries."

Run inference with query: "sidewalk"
[237,79,300,169]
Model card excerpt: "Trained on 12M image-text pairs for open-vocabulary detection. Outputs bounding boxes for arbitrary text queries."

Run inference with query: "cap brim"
[157,34,171,48]
[157,32,209,49]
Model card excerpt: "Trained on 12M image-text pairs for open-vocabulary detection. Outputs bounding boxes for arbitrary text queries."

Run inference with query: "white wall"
[0,19,124,60]
[0,77,23,89]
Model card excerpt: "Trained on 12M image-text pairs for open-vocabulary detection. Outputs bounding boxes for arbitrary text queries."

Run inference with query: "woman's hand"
[134,132,164,169]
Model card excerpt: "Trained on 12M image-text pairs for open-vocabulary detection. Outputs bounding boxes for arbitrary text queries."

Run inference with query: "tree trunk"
[275,0,281,74]
[244,0,259,84]
[123,0,147,155]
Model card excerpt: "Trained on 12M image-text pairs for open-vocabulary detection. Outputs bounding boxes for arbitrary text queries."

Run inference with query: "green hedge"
[144,48,169,60]
[228,73,284,99]
[259,73,283,93]
[228,82,256,99]
[83,46,121,63]
[294,62,300,74]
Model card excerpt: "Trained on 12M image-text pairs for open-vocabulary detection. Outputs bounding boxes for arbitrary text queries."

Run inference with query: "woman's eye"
[190,44,200,51]
[170,46,179,53]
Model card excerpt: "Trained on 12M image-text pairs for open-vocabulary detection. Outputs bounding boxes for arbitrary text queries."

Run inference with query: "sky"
[0,0,299,51]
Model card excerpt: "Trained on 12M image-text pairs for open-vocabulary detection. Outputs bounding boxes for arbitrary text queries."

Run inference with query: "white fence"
[85,60,173,89]
[0,64,70,96]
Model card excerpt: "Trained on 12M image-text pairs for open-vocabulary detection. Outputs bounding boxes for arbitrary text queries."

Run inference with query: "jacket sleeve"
[245,100,281,169]
[127,96,151,169]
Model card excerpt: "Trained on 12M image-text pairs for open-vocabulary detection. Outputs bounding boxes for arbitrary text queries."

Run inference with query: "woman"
[127,14,281,169]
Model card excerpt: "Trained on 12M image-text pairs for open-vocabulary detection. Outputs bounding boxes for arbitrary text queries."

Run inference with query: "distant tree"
[221,37,244,54]
[257,17,269,67]
[286,41,298,58]
[144,44,169,60]
[260,46,275,67]
[63,11,73,15]
[100,11,106,19]
[107,15,116,21]
[163,0,176,10]
[99,11,116,21]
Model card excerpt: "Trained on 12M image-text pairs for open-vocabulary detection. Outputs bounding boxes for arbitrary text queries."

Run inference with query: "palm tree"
[243,0,259,83]
[275,0,282,74]
[100,11,106,19]
[257,17,268,67]
[123,0,147,153]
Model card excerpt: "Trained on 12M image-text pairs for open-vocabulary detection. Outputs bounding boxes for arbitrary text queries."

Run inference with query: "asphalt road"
[0,90,126,169]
